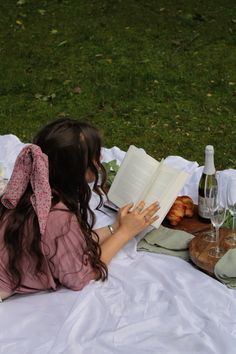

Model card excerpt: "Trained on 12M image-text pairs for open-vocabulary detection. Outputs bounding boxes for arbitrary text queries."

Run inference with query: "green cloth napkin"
[137,225,194,261]
[214,248,236,289]
[223,211,234,229]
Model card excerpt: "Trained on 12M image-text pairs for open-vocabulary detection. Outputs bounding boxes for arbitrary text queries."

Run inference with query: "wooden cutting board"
[162,205,211,235]
[189,229,234,275]
[163,205,235,276]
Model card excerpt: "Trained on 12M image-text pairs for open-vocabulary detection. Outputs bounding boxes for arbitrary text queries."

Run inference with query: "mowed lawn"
[0,0,236,169]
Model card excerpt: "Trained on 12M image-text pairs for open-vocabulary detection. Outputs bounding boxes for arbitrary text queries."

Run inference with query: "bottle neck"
[203,152,215,175]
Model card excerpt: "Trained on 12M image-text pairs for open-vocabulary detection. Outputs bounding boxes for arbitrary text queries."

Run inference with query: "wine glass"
[203,183,218,242]
[208,193,226,258]
[225,177,236,245]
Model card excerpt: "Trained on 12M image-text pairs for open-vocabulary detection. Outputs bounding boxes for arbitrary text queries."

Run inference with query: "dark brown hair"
[0,117,108,290]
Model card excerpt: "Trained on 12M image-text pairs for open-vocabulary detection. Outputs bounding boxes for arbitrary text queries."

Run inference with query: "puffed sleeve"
[44,207,95,291]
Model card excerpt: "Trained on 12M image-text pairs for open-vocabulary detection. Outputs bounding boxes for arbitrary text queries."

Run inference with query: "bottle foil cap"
[205,145,214,153]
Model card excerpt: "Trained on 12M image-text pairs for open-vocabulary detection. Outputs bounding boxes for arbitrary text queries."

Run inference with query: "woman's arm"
[93,222,119,244]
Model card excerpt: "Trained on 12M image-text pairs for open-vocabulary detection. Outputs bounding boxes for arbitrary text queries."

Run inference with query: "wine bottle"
[198,145,217,221]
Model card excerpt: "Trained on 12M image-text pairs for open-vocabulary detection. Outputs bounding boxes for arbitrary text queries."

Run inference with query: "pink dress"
[0,202,95,299]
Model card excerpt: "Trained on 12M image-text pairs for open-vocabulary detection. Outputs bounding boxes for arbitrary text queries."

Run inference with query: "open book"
[107,145,190,228]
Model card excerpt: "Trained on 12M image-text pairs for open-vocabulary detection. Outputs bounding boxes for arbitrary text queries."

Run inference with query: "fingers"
[145,214,159,225]
[134,200,145,213]
[121,201,144,214]
[121,201,160,224]
[118,201,160,237]
[120,203,133,215]
[142,201,160,217]
[133,200,159,213]
[142,202,159,223]
[132,200,159,223]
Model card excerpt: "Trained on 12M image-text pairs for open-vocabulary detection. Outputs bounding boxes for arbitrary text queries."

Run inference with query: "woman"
[0,118,159,301]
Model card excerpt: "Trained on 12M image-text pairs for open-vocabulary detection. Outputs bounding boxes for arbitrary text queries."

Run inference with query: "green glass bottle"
[198,145,217,221]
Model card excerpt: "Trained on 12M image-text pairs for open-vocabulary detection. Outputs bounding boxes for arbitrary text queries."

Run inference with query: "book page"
[144,164,190,228]
[108,145,159,207]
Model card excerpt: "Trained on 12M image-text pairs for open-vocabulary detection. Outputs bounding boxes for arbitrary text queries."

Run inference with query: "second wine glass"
[208,191,226,258]
[203,182,217,242]
[225,177,236,245]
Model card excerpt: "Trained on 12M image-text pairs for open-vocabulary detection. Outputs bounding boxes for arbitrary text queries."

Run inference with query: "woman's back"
[0,202,94,298]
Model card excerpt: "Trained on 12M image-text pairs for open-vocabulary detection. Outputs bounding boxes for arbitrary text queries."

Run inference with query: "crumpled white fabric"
[1,134,236,354]
[217,169,236,208]
[0,134,26,179]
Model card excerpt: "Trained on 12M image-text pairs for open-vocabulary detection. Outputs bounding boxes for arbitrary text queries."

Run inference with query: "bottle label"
[198,196,210,219]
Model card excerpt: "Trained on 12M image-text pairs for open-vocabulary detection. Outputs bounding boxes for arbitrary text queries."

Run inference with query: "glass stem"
[210,222,214,234]
[215,227,220,252]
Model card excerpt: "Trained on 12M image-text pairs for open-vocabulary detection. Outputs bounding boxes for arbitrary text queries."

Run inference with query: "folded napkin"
[214,248,236,289]
[137,225,194,261]
[223,210,234,229]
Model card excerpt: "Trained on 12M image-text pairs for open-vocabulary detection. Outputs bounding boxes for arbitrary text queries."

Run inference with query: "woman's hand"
[99,200,159,266]
[117,200,160,240]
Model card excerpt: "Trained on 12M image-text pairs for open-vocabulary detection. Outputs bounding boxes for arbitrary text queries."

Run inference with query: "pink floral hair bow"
[1,144,51,236]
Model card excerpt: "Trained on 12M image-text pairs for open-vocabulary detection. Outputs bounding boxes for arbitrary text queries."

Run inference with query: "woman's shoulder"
[48,201,71,219]
[46,202,79,238]
[50,201,70,212]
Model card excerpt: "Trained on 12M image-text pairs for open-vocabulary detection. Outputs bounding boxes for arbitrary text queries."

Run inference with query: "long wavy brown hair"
[0,117,108,290]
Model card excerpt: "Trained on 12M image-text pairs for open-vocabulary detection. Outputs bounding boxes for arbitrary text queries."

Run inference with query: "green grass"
[0,0,236,169]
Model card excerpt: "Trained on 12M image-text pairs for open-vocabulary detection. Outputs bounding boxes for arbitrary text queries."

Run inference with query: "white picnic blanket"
[0,134,236,354]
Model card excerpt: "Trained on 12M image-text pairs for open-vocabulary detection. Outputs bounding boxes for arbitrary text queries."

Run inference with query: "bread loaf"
[166,196,194,226]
